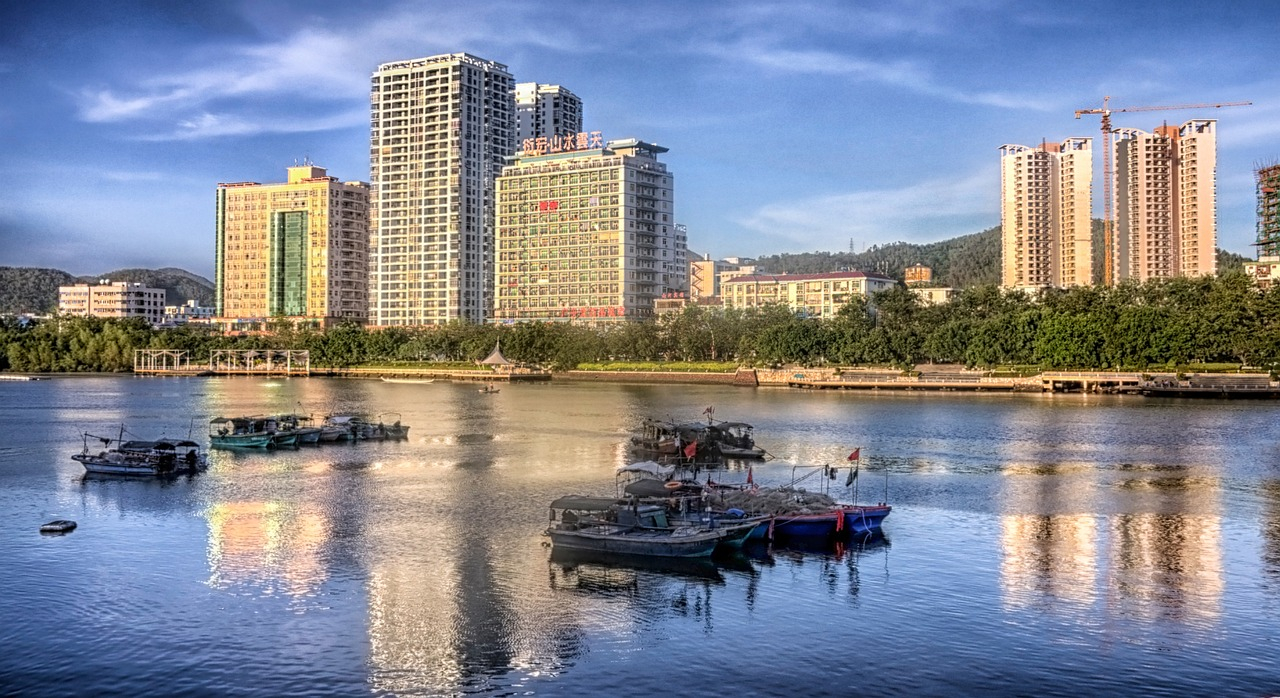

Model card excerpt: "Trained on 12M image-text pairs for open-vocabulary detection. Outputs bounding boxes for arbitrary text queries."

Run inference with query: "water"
[2,377,1279,696]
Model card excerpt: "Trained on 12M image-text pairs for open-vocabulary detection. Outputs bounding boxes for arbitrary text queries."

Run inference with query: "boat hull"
[746,506,891,542]
[210,434,275,449]
[547,527,721,558]
[843,505,891,535]
[73,454,202,476]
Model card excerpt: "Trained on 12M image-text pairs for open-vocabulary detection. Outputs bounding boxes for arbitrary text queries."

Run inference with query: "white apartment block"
[515,83,582,143]
[59,281,166,325]
[369,53,515,325]
[721,271,896,319]
[494,139,676,322]
[1114,120,1217,281]
[999,138,1094,290]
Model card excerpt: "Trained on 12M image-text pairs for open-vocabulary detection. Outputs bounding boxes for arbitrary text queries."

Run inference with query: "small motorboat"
[40,520,77,533]
[546,496,724,558]
[479,383,500,394]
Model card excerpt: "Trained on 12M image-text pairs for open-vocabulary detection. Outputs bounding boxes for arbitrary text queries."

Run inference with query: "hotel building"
[720,271,896,319]
[999,138,1093,290]
[370,53,515,325]
[514,83,582,142]
[215,165,369,326]
[1114,120,1217,281]
[59,280,166,325]
[494,138,677,322]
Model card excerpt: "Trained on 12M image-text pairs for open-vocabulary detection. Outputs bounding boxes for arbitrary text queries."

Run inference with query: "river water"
[1,376,1278,697]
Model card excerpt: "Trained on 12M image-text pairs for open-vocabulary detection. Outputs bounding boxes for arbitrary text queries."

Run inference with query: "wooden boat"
[629,419,725,467]
[546,496,723,558]
[743,505,893,542]
[40,520,77,533]
[209,417,276,449]
[378,413,410,440]
[272,414,322,444]
[381,376,435,384]
[72,429,208,476]
[613,464,769,551]
[479,383,500,394]
[712,421,767,459]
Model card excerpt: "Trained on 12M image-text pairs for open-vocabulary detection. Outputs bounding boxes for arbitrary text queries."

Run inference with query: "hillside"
[757,220,1250,286]
[0,266,215,315]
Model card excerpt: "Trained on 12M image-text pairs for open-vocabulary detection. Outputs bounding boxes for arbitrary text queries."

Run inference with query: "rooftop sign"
[522,131,604,157]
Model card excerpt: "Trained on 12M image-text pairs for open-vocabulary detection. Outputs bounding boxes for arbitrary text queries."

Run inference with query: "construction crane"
[1074,97,1251,285]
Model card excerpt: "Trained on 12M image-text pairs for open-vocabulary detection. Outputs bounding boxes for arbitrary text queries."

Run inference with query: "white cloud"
[736,167,998,250]
[135,108,368,141]
[100,170,165,182]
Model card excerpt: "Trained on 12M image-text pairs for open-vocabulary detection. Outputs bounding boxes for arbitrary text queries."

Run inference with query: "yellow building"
[58,280,166,325]
[1115,120,1217,281]
[721,271,896,318]
[215,165,369,327]
[904,263,933,286]
[1000,137,1093,289]
[494,138,677,322]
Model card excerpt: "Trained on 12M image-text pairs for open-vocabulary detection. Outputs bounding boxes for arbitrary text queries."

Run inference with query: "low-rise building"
[721,271,896,318]
[163,300,216,325]
[912,287,959,305]
[59,280,166,325]
[905,264,933,286]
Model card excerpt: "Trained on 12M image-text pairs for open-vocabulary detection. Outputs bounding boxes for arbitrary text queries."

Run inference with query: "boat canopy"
[615,461,675,477]
[120,440,198,451]
[549,496,624,511]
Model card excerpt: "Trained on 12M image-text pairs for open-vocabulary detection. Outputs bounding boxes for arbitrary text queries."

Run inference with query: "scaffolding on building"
[1257,162,1280,258]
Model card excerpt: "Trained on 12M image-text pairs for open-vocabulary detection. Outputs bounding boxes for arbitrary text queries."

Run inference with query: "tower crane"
[1074,97,1251,285]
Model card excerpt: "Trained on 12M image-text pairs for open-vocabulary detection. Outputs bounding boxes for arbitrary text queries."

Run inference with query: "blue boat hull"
[746,506,891,542]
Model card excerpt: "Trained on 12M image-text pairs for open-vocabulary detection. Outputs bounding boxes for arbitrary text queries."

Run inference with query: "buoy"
[40,520,76,534]
[663,480,682,490]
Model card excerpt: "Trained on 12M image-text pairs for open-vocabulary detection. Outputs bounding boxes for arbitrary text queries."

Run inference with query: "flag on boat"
[846,465,857,487]
[683,440,698,458]
[848,448,861,462]
[747,466,753,485]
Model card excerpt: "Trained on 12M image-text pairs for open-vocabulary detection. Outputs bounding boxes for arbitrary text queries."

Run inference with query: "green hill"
[0,266,215,315]
[756,220,1249,287]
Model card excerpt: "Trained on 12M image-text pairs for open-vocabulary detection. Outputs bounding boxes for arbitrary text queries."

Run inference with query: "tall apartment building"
[215,165,369,326]
[494,138,676,322]
[721,271,896,319]
[1000,138,1093,290]
[59,281,166,325]
[370,53,515,325]
[1114,120,1217,281]
[514,83,582,142]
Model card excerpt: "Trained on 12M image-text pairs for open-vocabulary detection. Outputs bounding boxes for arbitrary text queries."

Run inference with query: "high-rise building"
[999,138,1093,290]
[494,138,676,322]
[59,280,166,325]
[215,165,369,326]
[369,53,515,325]
[514,83,582,143]
[1114,120,1217,281]
[1243,163,1280,289]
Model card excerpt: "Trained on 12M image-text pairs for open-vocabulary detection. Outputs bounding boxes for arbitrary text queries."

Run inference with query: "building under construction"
[1257,163,1280,258]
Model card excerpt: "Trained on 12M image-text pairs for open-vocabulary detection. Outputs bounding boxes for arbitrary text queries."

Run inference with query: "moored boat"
[546,496,724,558]
[209,417,276,449]
[381,376,435,384]
[72,429,208,476]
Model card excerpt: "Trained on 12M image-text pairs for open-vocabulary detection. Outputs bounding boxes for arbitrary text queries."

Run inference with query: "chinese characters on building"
[521,131,604,156]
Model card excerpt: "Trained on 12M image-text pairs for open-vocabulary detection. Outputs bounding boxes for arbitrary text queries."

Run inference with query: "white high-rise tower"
[514,83,582,143]
[369,53,515,325]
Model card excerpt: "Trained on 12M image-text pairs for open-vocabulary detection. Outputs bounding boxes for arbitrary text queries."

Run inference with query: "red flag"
[848,448,860,462]
[746,466,754,485]
[683,440,698,458]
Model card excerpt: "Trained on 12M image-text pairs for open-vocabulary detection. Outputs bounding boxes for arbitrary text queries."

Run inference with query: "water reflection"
[204,500,332,600]
[999,458,1223,624]
[1265,480,1280,586]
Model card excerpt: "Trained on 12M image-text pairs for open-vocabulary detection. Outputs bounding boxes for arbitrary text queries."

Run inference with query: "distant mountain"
[756,220,1249,287]
[0,266,215,315]
[753,225,1002,287]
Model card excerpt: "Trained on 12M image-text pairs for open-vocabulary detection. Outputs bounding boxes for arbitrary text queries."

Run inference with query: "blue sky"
[2,0,1278,279]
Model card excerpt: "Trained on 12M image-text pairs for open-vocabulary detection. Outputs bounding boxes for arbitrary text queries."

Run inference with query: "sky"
[1,0,1278,279]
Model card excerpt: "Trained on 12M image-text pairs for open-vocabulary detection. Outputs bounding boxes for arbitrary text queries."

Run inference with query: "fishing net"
[709,487,839,516]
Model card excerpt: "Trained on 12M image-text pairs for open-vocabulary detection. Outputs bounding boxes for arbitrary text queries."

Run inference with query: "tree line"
[2,274,1278,373]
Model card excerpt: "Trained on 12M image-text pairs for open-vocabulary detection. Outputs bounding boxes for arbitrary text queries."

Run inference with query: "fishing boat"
[270,414,321,445]
[479,383,500,394]
[378,413,411,440]
[614,462,770,550]
[712,421,767,459]
[72,428,208,476]
[319,415,357,442]
[629,419,725,467]
[381,376,435,384]
[209,417,276,449]
[546,496,724,558]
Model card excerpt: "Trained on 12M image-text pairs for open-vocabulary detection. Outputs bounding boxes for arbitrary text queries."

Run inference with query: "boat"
[614,463,770,551]
[209,417,276,449]
[479,383,500,394]
[711,421,767,459]
[378,413,411,440]
[268,409,318,443]
[381,376,435,384]
[320,415,357,442]
[72,429,208,476]
[40,520,77,533]
[546,496,724,558]
[629,419,725,467]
